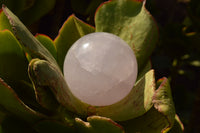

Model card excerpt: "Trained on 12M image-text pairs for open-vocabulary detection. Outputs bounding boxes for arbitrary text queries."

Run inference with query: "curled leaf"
[120,77,176,133]
[152,77,176,132]
[28,59,89,116]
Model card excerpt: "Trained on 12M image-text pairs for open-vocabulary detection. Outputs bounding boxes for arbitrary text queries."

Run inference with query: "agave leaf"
[1,116,37,133]
[75,116,124,133]
[2,6,59,69]
[120,77,176,133]
[54,15,95,69]
[95,0,159,72]
[35,34,57,61]
[0,30,29,88]
[34,120,75,133]
[0,78,44,123]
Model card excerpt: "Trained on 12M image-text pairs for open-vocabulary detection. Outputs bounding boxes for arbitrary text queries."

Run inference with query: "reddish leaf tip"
[35,33,54,42]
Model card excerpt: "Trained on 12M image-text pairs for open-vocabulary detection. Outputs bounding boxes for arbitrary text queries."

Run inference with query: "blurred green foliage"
[146,0,200,132]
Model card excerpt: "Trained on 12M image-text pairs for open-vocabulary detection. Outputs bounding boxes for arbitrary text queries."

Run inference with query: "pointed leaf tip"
[2,6,59,69]
[54,14,95,69]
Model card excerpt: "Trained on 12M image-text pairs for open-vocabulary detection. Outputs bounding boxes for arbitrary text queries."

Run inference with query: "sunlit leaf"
[54,15,95,69]
[95,0,159,71]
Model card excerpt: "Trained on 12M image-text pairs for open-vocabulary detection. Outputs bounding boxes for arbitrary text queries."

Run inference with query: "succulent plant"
[0,0,184,133]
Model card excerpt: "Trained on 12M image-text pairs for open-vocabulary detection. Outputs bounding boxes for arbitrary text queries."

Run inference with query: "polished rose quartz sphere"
[63,32,138,106]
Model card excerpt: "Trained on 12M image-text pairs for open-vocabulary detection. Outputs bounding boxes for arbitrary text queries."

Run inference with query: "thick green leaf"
[28,58,59,112]
[0,30,38,109]
[36,34,57,61]
[120,107,170,133]
[120,77,175,133]
[0,30,29,87]
[75,116,124,133]
[0,78,44,123]
[2,6,58,68]
[94,69,155,121]
[0,10,12,31]
[54,15,95,69]
[95,0,159,71]
[34,120,75,133]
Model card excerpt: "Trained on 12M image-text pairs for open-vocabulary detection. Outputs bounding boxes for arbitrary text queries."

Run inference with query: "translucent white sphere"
[63,32,138,106]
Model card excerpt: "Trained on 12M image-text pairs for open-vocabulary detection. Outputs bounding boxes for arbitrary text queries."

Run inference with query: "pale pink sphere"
[64,32,138,106]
